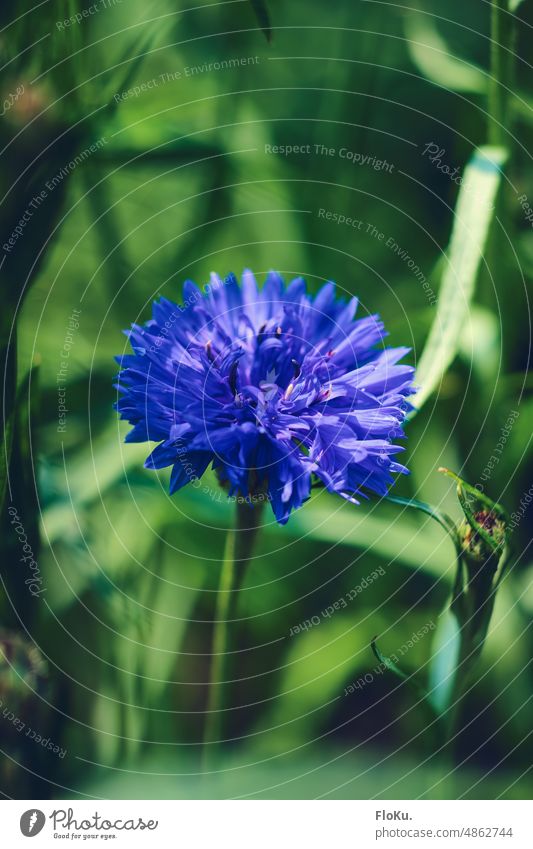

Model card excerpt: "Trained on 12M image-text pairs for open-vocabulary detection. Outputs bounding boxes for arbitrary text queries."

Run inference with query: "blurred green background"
[0,0,532,799]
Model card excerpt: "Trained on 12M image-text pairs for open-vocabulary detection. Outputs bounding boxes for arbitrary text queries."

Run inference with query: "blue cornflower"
[115,271,414,524]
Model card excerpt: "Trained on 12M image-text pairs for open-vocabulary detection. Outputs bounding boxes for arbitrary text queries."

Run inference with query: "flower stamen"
[284,383,295,400]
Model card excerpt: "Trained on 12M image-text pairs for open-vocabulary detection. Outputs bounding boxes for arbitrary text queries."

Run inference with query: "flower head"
[459,510,506,563]
[115,271,414,524]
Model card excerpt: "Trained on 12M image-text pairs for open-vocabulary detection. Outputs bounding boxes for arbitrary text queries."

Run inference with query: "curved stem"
[202,499,263,765]
[489,0,505,144]
[442,543,511,787]
[202,522,237,753]
[488,0,514,146]
[442,629,475,760]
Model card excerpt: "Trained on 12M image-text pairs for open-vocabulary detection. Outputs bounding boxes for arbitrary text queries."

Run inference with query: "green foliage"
[410,145,508,413]
[249,0,272,42]
[0,0,531,801]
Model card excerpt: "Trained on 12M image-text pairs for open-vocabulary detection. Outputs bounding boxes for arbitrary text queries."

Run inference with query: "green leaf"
[286,494,452,575]
[410,145,508,414]
[0,359,38,516]
[385,494,458,545]
[371,637,411,681]
[457,305,500,383]
[371,637,434,709]
[100,16,172,113]
[0,398,15,517]
[249,610,439,756]
[405,13,487,94]
[427,609,461,714]
[249,0,272,42]
[438,467,509,528]
[508,0,526,11]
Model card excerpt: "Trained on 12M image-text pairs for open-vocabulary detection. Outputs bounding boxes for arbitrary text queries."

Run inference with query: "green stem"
[488,0,508,145]
[202,499,263,764]
[442,544,509,779]
[0,314,17,517]
[442,623,475,767]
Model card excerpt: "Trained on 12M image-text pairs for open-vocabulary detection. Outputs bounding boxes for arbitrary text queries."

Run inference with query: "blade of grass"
[249,0,272,42]
[405,12,486,94]
[102,17,169,110]
[409,144,508,415]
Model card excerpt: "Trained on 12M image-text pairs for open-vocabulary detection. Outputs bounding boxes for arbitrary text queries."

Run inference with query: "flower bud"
[459,510,506,563]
